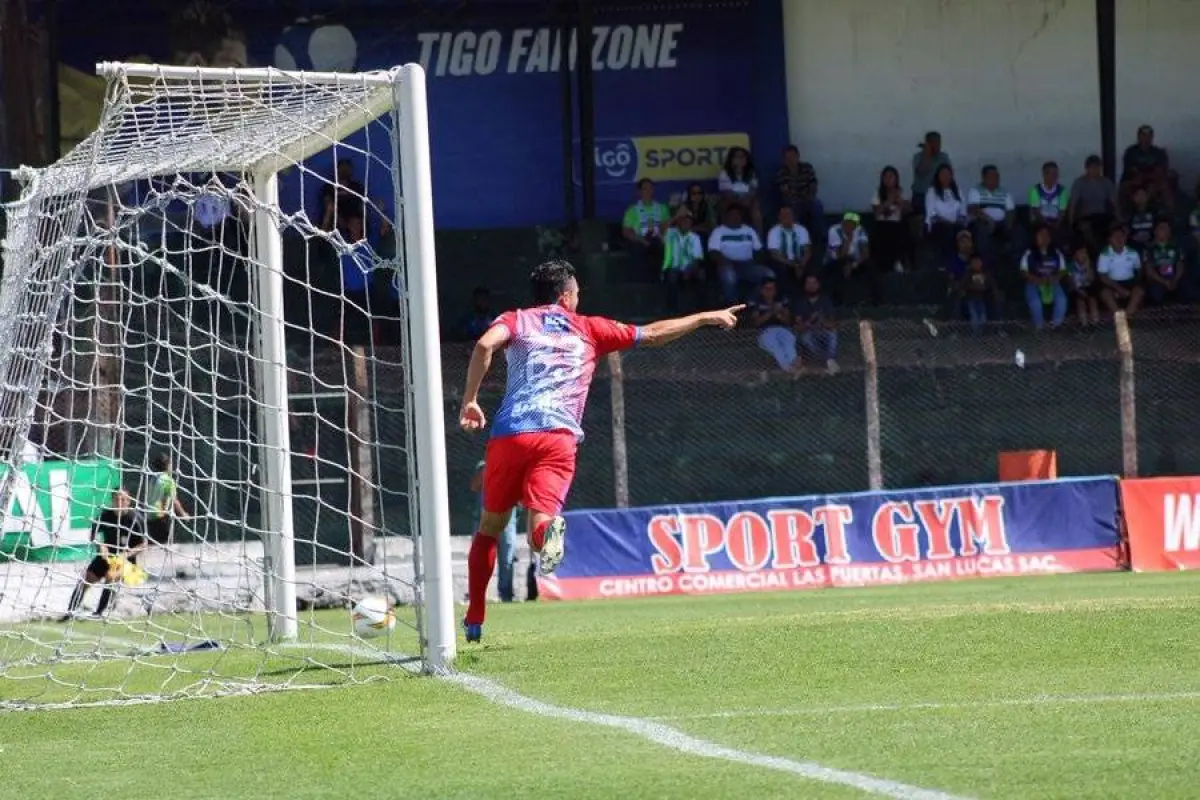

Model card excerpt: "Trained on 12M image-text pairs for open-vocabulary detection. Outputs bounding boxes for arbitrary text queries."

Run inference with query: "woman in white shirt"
[924,164,966,261]
[871,166,912,274]
[718,146,764,235]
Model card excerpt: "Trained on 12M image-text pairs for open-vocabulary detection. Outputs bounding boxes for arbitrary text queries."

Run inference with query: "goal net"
[0,62,454,709]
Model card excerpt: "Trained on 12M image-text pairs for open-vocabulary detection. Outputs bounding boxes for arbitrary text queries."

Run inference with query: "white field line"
[652,691,1200,721]
[443,670,968,800]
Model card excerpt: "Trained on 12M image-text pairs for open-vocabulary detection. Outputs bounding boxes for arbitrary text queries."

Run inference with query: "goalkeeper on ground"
[60,488,143,620]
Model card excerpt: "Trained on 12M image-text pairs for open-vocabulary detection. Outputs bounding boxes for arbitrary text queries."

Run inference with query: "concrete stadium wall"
[781,0,1102,212]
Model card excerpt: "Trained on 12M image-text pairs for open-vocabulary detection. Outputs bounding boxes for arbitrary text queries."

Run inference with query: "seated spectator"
[1028,161,1070,248]
[1120,124,1173,213]
[1127,186,1156,252]
[968,165,1019,262]
[775,144,823,232]
[1020,225,1068,331]
[925,164,967,260]
[1097,224,1144,317]
[961,254,999,335]
[458,286,495,341]
[1067,244,1101,326]
[1144,220,1188,305]
[871,165,912,273]
[825,212,871,306]
[1068,155,1118,248]
[749,278,797,373]
[680,183,716,240]
[792,274,839,374]
[621,178,671,278]
[766,206,812,293]
[911,131,952,220]
[662,209,705,312]
[708,206,771,304]
[717,146,764,234]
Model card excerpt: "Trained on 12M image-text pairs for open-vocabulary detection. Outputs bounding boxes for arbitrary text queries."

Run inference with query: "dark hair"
[722,147,755,181]
[932,164,960,201]
[471,286,489,297]
[878,165,900,202]
[337,158,353,169]
[1042,161,1058,171]
[636,178,654,191]
[783,144,799,156]
[151,452,171,472]
[981,164,998,178]
[1085,154,1103,168]
[925,131,941,142]
[1031,223,1052,249]
[530,259,576,305]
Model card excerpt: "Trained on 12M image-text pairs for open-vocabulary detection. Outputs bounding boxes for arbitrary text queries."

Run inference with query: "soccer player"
[60,488,142,620]
[144,452,189,547]
[458,259,742,642]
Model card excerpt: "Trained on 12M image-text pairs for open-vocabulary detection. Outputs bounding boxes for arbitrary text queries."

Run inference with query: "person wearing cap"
[1120,125,1173,213]
[662,208,705,312]
[470,458,521,602]
[824,212,870,305]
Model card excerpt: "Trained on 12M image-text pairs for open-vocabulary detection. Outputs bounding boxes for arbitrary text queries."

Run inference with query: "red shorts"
[482,430,577,516]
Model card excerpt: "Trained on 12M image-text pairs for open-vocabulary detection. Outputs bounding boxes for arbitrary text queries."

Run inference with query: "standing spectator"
[1028,161,1070,247]
[1126,186,1156,253]
[717,147,764,234]
[708,206,770,304]
[775,144,823,232]
[1145,220,1188,305]
[337,216,378,346]
[871,166,912,273]
[962,254,999,335]
[1120,124,1173,213]
[1019,225,1069,331]
[825,212,872,305]
[662,209,705,312]
[622,179,671,278]
[1068,155,1119,248]
[749,278,797,372]
[766,205,812,293]
[459,287,495,342]
[911,131,952,219]
[471,460,518,603]
[1098,225,1145,317]
[319,159,366,231]
[925,164,966,260]
[1067,244,1101,326]
[967,165,1019,262]
[793,274,839,374]
[680,183,716,241]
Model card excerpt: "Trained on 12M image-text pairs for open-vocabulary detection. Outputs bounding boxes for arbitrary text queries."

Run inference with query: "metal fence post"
[859,320,883,490]
[607,352,629,507]
[1114,311,1137,477]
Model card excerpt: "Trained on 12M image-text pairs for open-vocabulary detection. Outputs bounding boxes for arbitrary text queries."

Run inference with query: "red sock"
[465,533,497,626]
[530,520,549,552]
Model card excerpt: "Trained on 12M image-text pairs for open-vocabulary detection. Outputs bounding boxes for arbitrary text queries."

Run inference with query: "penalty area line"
[443,670,970,800]
[652,691,1200,721]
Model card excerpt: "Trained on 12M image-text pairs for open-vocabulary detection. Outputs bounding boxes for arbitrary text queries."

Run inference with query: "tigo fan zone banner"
[541,478,1123,601]
[0,459,120,564]
[1121,477,1200,571]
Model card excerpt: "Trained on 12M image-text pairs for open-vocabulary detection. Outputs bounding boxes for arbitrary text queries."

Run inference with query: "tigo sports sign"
[540,478,1123,601]
[578,134,751,186]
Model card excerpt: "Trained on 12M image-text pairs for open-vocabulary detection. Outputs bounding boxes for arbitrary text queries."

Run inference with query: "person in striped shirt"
[967,165,1019,262]
[661,209,705,312]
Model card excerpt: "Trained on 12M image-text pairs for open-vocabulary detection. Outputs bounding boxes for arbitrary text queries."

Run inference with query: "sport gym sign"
[0,459,120,564]
[540,477,1123,601]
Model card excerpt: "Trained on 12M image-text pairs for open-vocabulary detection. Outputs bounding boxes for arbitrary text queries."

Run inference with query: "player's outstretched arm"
[638,305,744,348]
[460,324,512,431]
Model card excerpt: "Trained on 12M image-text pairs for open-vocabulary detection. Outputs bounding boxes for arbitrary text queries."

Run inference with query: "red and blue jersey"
[490,305,641,442]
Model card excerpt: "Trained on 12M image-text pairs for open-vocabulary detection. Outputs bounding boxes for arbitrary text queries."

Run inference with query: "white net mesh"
[0,63,438,708]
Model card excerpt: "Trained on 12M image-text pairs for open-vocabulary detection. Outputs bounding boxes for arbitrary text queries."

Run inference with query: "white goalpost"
[0,62,454,708]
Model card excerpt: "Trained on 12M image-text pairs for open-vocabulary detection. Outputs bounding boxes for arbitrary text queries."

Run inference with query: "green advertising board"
[0,459,120,563]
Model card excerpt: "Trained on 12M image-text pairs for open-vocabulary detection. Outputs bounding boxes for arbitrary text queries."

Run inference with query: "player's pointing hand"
[707,304,745,330]
[459,401,487,432]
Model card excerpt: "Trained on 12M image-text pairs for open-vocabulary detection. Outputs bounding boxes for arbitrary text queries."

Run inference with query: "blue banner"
[541,477,1122,600]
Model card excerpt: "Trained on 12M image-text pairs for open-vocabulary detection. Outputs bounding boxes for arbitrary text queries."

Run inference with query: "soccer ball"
[350,595,396,638]
[274,16,358,73]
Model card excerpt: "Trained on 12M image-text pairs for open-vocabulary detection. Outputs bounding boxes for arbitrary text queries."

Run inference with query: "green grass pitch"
[2,572,1198,799]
